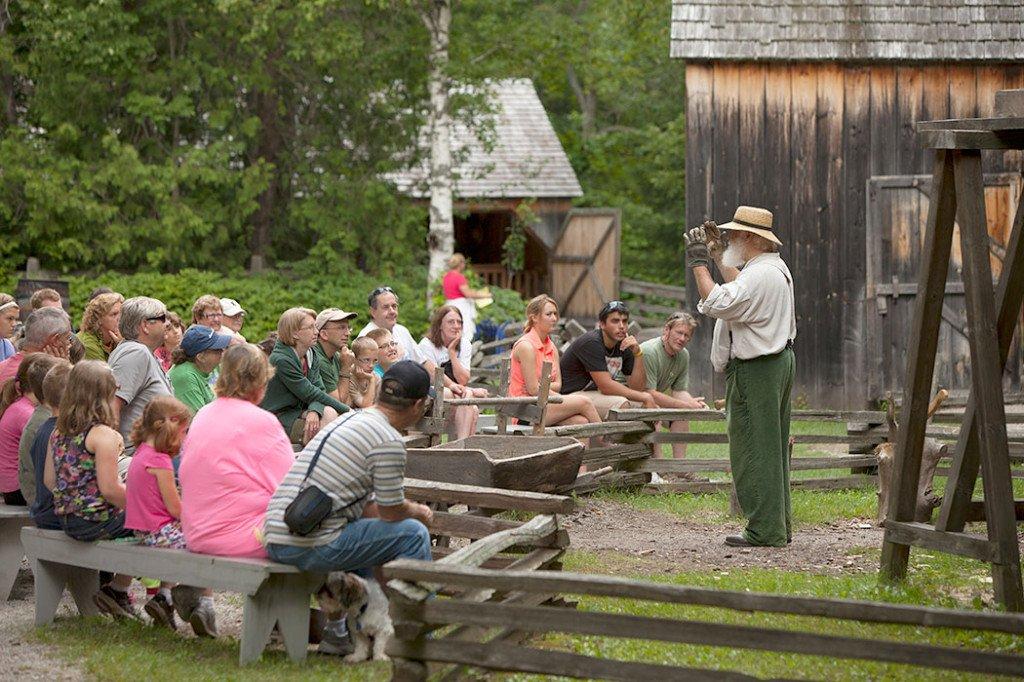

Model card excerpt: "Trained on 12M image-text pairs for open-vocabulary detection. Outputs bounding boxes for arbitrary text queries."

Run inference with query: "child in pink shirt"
[125,396,217,637]
[0,353,43,504]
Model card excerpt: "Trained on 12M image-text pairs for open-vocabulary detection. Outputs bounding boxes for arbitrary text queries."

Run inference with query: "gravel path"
[0,564,85,681]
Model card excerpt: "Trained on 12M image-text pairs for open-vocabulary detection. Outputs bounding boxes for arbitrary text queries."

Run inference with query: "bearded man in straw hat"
[684,206,796,548]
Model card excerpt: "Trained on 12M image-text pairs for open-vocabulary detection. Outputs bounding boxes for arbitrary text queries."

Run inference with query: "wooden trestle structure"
[879,89,1024,611]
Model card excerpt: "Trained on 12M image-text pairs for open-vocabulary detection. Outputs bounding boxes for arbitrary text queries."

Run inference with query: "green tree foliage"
[1,0,683,286]
[450,1,686,284]
[0,0,430,273]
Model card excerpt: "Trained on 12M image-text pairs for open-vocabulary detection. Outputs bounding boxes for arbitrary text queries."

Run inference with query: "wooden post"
[496,357,511,435]
[937,188,1024,532]
[949,150,1023,610]
[533,361,552,436]
[431,367,445,446]
[879,149,957,585]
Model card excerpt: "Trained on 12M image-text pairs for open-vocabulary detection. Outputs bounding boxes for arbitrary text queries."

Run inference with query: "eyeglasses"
[368,286,396,307]
[356,356,376,364]
[146,314,167,323]
[201,312,222,319]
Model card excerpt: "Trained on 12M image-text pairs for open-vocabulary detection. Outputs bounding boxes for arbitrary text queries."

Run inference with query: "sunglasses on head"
[368,286,396,307]
[600,300,630,319]
[146,313,167,323]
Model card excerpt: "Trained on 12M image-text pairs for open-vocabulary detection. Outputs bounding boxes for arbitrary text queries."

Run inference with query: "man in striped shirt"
[264,361,434,653]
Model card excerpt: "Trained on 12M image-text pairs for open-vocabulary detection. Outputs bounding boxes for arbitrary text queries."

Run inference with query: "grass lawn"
[31,419,1023,680]
[35,545,1019,681]
[499,549,1024,682]
[33,618,390,682]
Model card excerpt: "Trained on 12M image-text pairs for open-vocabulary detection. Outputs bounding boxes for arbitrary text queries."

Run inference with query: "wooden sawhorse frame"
[879,90,1024,610]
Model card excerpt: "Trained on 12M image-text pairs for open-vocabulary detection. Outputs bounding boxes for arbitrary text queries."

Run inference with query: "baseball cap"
[315,307,358,332]
[380,361,431,402]
[180,325,233,356]
[220,298,246,317]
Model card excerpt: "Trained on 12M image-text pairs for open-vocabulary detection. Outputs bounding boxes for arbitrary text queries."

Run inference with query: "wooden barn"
[671,0,1024,409]
[391,78,620,319]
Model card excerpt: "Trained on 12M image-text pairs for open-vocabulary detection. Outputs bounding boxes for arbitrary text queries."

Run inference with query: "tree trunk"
[249,84,283,273]
[422,0,453,286]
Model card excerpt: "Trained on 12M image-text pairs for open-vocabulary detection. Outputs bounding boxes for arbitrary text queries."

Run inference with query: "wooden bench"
[1,504,33,600]
[20,527,324,665]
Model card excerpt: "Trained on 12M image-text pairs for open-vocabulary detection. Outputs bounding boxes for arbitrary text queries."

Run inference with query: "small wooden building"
[391,79,620,319]
[671,0,1024,408]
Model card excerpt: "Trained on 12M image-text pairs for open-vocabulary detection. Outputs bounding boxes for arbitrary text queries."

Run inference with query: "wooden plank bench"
[1,504,33,600]
[20,527,324,665]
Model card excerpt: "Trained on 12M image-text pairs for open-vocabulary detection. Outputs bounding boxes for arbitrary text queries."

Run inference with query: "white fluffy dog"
[316,572,394,662]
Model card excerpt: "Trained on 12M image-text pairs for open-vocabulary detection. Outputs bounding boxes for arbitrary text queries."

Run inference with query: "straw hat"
[718,206,782,246]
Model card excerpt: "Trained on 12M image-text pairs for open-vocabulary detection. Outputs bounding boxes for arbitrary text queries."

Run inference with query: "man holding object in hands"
[684,206,796,548]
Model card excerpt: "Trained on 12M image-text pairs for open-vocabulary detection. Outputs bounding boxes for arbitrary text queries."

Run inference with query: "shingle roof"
[670,1,1024,62]
[389,79,583,200]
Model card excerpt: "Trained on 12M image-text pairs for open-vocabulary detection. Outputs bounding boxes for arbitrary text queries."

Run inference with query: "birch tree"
[422,0,454,285]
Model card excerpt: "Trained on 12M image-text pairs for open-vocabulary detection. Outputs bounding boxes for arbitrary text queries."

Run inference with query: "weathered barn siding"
[685,61,1024,408]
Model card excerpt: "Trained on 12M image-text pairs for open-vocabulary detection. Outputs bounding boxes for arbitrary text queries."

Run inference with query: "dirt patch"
[565,497,884,575]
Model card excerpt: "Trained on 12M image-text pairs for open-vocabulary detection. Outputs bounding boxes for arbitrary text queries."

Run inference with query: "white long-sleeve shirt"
[697,252,796,372]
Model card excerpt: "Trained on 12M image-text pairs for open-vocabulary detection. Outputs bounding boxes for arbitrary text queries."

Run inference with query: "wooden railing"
[472,263,545,299]
[384,560,1024,680]
[620,277,688,327]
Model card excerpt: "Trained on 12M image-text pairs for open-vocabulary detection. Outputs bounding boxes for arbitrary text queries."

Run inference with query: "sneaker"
[189,601,219,639]
[317,619,354,656]
[171,585,202,622]
[93,585,139,620]
[649,472,666,484]
[144,593,178,630]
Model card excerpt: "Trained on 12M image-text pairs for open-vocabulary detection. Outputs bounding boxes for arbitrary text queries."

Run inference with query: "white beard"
[721,242,746,269]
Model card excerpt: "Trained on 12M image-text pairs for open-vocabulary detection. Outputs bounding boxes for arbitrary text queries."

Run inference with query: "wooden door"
[866,172,1023,403]
[550,209,621,319]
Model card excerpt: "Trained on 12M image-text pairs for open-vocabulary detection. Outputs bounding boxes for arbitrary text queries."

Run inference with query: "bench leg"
[0,520,26,600]
[31,559,99,625]
[240,573,321,665]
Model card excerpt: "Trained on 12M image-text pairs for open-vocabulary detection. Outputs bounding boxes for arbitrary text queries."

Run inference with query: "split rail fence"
[383,560,1024,680]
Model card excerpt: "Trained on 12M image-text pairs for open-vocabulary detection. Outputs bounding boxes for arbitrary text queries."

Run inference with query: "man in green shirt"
[639,312,707,460]
[311,308,358,402]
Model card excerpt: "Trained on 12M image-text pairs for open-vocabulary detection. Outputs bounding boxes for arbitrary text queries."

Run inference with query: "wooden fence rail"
[384,561,1024,680]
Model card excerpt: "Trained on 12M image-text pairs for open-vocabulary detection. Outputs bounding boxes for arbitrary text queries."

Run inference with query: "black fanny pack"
[283,421,345,536]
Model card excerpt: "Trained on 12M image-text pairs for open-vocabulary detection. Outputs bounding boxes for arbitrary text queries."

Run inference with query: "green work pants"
[725,347,795,547]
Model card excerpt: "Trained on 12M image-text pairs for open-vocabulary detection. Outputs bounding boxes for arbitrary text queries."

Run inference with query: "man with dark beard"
[684,206,796,548]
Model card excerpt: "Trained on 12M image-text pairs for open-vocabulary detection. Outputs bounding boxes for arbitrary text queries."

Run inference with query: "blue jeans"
[266,518,431,579]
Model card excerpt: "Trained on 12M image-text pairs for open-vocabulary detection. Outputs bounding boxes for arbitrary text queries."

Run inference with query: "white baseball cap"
[220,298,246,317]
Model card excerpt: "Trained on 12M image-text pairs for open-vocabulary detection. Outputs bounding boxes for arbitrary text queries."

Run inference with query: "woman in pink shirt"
[510,295,600,428]
[178,343,293,559]
[0,353,44,504]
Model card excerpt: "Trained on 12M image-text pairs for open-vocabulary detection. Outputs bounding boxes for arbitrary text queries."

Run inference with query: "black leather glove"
[684,226,711,269]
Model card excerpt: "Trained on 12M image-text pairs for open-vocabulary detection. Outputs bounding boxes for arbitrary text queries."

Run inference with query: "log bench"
[1,504,33,600]
[20,527,324,665]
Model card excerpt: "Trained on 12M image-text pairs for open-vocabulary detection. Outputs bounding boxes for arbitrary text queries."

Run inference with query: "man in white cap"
[219,298,247,343]
[684,206,796,548]
[313,308,359,402]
